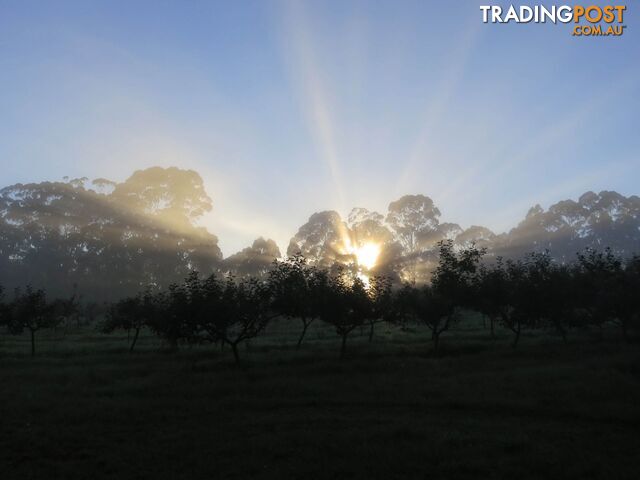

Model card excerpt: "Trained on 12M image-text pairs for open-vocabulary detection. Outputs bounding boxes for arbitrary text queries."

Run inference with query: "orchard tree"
[575,248,623,336]
[396,284,453,352]
[473,259,509,338]
[524,252,574,343]
[366,275,395,342]
[612,254,640,341]
[503,259,533,347]
[318,269,370,358]
[431,240,485,306]
[419,240,485,350]
[104,289,158,352]
[7,286,57,356]
[268,254,327,348]
[0,286,8,329]
[198,275,276,364]
[147,272,207,350]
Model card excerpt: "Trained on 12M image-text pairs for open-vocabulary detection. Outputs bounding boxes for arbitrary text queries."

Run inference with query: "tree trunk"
[231,342,241,365]
[30,329,36,357]
[340,333,348,359]
[129,327,140,353]
[511,324,521,348]
[368,321,375,343]
[432,331,440,352]
[296,319,310,349]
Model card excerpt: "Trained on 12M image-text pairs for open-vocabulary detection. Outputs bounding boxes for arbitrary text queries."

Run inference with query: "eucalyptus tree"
[385,195,442,283]
[224,237,281,278]
[0,167,222,301]
[286,211,352,267]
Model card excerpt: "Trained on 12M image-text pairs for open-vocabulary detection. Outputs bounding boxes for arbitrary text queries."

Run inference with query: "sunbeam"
[279,0,347,213]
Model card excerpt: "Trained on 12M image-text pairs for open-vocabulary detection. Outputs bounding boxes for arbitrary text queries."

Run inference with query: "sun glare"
[353,243,380,270]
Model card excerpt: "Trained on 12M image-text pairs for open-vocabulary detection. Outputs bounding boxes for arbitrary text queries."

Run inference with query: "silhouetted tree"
[7,286,57,356]
[621,254,640,340]
[472,258,529,346]
[500,260,530,347]
[318,269,370,358]
[610,254,640,341]
[104,289,158,352]
[366,275,395,342]
[268,254,326,348]
[396,283,452,352]
[198,276,275,364]
[474,259,508,338]
[147,273,204,350]
[396,241,484,351]
[0,286,8,330]
[524,252,573,343]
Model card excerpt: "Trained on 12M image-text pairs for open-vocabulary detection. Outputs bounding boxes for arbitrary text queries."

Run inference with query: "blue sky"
[1,0,638,255]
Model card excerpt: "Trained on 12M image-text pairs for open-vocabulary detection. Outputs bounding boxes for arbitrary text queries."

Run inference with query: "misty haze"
[1,1,639,480]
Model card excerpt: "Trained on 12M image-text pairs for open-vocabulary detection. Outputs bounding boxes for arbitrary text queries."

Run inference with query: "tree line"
[0,242,638,361]
[4,167,640,299]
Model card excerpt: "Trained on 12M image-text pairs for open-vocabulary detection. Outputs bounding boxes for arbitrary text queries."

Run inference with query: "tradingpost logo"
[480,5,627,36]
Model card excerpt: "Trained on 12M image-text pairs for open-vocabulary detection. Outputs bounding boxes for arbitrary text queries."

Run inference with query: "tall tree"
[0,167,222,301]
[224,237,281,278]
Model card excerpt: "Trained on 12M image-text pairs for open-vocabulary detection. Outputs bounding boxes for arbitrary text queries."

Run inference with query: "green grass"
[1,320,639,479]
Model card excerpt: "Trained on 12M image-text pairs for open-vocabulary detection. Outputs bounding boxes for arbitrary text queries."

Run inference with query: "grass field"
[1,319,639,479]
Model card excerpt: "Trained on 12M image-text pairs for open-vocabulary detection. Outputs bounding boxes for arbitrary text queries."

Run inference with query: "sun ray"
[393,16,483,199]
[280,0,347,213]
[440,72,639,216]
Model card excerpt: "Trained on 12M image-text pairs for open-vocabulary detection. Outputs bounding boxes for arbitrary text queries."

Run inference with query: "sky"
[1,0,639,256]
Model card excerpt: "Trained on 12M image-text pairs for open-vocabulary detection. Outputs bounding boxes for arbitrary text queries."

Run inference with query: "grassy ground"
[1,319,639,479]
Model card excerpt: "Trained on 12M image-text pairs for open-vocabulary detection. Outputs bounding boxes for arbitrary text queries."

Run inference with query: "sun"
[353,243,381,270]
